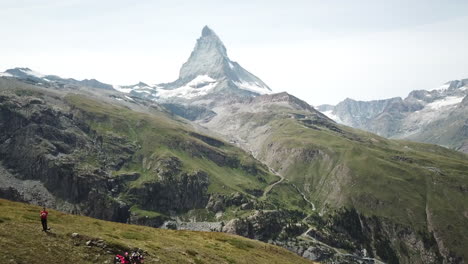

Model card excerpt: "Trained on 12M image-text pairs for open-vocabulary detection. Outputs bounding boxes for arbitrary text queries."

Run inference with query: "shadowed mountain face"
[318,79,468,153]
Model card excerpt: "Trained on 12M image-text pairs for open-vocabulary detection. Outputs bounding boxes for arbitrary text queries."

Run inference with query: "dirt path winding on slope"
[261,167,316,212]
[262,168,285,198]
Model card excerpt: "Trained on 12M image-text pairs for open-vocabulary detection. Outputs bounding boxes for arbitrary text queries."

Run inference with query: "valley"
[0,26,467,264]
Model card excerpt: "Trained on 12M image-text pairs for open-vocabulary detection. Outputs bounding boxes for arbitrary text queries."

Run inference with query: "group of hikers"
[114,251,145,264]
[40,207,145,263]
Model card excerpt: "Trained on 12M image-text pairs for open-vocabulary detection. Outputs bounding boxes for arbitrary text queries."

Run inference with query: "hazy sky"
[1,0,468,105]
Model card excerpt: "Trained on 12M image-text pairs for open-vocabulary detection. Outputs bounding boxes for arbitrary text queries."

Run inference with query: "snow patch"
[187,75,216,87]
[156,75,217,99]
[114,83,155,94]
[426,96,464,110]
[0,72,13,77]
[234,80,272,95]
[403,95,465,133]
[20,68,45,78]
[322,110,342,123]
[133,90,152,95]
[113,85,132,93]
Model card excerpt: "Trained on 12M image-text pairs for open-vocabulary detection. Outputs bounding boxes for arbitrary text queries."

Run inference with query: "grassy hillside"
[0,199,315,264]
[259,111,468,261]
[66,94,278,197]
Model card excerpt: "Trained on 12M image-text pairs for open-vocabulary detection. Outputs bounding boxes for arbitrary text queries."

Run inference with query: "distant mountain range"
[318,79,468,153]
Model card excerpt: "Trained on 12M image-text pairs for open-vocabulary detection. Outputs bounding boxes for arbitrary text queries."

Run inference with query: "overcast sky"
[1,0,468,105]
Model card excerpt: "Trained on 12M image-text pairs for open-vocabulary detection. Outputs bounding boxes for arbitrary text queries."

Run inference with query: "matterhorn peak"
[201,25,216,37]
[178,26,229,81]
[164,26,271,95]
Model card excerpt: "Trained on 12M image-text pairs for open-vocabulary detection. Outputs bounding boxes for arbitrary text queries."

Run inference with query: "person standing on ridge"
[40,207,49,232]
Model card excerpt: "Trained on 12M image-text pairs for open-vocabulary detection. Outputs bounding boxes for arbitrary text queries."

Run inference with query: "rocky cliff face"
[127,159,210,214]
[0,92,130,221]
[306,208,448,264]
[330,97,410,137]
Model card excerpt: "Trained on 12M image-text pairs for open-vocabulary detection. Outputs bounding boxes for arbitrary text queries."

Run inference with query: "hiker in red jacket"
[40,207,49,232]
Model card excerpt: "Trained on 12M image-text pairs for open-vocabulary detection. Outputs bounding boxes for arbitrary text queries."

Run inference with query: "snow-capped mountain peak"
[158,26,272,99]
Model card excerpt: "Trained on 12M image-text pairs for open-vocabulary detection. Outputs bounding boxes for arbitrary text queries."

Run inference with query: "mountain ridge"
[0,67,115,91]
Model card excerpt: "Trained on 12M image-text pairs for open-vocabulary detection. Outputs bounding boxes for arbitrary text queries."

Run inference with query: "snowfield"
[18,68,46,78]
[156,75,218,99]
[0,72,13,77]
[234,80,272,95]
[426,96,464,110]
[321,110,343,123]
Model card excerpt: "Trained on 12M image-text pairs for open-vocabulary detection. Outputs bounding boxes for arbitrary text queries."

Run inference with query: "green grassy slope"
[0,199,315,264]
[204,101,468,261]
[66,94,277,197]
[257,111,468,260]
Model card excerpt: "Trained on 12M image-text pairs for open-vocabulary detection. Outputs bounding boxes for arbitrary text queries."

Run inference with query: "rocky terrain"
[318,79,468,153]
